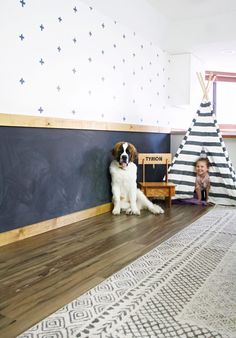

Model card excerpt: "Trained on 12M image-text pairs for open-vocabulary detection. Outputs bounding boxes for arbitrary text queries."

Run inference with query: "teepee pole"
[204,73,216,101]
[203,73,215,97]
[197,72,216,102]
[197,72,209,101]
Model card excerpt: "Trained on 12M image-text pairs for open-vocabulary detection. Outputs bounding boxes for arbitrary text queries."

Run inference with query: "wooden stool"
[139,182,176,208]
[138,153,176,208]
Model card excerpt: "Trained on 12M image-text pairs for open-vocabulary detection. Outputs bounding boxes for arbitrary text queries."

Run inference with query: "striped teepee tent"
[168,73,236,206]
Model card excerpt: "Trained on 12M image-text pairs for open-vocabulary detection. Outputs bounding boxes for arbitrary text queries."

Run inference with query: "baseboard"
[0,203,113,247]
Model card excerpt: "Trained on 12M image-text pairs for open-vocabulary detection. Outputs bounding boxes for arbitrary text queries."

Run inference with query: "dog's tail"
[137,189,164,214]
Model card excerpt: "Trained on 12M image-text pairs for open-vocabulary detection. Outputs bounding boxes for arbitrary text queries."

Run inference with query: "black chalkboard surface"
[0,127,170,232]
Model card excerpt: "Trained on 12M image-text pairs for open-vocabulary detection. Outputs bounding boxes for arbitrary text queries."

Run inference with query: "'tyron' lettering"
[145,156,163,161]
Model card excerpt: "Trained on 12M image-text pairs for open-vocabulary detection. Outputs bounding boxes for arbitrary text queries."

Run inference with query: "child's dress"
[195,173,210,201]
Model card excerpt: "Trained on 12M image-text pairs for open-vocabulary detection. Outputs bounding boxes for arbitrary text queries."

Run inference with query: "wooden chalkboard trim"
[0,203,112,247]
[0,113,170,133]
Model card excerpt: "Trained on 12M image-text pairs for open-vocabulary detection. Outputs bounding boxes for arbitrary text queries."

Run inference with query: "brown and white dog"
[110,141,164,215]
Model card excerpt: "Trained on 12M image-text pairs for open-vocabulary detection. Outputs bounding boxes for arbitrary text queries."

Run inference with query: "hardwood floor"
[0,204,211,338]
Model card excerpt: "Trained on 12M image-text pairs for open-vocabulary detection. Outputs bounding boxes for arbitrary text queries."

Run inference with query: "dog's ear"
[128,143,138,162]
[111,147,116,157]
[112,141,123,157]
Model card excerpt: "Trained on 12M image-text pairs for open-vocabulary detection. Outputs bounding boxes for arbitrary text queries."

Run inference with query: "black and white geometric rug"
[19,206,236,338]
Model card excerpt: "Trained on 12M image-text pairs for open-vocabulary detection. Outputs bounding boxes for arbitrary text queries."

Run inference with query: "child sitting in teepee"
[194,157,211,203]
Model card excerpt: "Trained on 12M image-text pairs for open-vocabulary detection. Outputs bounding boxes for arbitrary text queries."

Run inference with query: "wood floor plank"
[0,204,211,337]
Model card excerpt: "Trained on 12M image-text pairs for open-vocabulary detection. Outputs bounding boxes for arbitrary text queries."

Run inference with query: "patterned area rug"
[19,206,236,338]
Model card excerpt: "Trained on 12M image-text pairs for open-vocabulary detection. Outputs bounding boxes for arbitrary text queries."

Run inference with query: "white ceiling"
[147,0,236,71]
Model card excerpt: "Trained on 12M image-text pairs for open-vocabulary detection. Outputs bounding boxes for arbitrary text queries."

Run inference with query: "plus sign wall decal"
[20,0,26,7]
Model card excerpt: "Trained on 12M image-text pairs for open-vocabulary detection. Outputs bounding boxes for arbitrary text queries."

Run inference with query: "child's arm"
[195,186,202,201]
[195,177,202,201]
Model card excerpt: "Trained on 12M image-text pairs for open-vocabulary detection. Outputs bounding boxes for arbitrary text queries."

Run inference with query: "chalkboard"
[0,127,170,232]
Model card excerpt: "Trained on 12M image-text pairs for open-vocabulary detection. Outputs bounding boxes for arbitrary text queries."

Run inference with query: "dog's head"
[112,142,138,169]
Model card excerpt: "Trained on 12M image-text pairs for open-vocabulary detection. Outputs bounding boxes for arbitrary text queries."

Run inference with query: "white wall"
[223,138,236,170]
[0,0,172,127]
[216,82,236,124]
[84,0,168,45]
[1,0,235,134]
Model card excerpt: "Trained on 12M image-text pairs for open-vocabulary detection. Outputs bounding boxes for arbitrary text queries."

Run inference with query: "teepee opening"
[168,73,236,206]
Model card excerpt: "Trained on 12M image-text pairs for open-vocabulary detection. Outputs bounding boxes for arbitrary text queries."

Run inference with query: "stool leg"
[168,188,172,208]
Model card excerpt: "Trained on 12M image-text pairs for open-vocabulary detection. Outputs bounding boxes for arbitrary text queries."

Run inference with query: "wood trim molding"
[0,113,170,133]
[170,128,186,135]
[171,125,236,137]
[0,203,113,247]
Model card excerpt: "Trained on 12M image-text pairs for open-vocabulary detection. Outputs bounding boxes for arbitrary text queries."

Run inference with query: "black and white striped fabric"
[169,101,236,206]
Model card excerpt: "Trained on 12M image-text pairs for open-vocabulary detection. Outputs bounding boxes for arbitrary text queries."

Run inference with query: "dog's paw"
[112,208,120,215]
[126,208,140,215]
[150,205,164,214]
[125,208,132,215]
[158,208,164,214]
[155,206,164,214]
